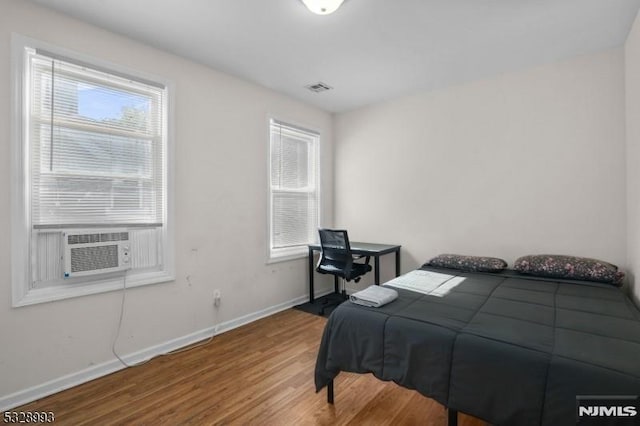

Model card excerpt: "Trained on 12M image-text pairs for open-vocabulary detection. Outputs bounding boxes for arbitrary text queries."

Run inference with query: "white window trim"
[266,116,321,263]
[10,33,175,307]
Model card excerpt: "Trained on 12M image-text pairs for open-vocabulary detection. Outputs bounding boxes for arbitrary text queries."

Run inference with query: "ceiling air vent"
[305,82,333,93]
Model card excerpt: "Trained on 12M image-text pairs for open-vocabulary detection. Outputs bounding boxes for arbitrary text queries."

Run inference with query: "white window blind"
[28,48,166,227]
[269,119,320,258]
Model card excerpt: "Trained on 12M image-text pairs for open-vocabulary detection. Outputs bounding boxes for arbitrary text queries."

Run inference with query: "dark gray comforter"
[315,267,640,425]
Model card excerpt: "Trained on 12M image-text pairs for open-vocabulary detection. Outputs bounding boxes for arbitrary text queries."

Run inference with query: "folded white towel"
[384,270,455,295]
[350,285,398,308]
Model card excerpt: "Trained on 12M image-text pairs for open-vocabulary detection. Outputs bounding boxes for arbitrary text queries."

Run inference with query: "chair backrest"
[317,229,353,275]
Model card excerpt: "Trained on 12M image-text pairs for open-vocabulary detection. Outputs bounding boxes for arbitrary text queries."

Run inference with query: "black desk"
[307,242,401,303]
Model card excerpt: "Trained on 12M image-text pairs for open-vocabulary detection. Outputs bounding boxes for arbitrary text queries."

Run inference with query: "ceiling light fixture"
[301,0,345,15]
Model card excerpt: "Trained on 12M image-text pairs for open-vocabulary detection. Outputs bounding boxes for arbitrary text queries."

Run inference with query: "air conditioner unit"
[63,229,131,278]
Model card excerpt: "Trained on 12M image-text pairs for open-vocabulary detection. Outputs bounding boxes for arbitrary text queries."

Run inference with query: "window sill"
[267,248,309,264]
[12,270,174,307]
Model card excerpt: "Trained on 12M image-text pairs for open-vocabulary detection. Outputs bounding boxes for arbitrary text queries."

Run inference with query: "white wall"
[626,10,640,305]
[0,0,333,405]
[335,49,627,289]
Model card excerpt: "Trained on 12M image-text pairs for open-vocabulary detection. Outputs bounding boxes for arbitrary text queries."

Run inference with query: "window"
[268,119,320,261]
[11,35,173,306]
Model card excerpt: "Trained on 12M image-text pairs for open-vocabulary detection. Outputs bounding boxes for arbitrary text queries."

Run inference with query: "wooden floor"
[14,309,487,425]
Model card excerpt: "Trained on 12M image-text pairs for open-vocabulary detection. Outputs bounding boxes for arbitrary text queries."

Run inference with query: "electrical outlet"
[213,289,221,307]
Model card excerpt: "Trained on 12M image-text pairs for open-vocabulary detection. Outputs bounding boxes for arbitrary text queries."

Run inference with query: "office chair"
[316,229,372,315]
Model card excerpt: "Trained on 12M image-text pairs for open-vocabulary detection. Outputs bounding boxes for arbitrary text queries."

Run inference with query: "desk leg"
[374,255,380,285]
[447,409,458,426]
[327,379,334,404]
[308,247,315,303]
[395,249,401,277]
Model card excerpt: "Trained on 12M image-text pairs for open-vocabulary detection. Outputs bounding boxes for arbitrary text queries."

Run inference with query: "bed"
[314,265,640,425]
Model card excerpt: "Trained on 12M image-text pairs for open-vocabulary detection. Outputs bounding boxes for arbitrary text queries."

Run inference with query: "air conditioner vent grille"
[70,245,119,273]
[67,232,129,245]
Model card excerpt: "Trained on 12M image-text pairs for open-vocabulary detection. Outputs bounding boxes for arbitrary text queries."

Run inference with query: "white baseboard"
[0,290,330,411]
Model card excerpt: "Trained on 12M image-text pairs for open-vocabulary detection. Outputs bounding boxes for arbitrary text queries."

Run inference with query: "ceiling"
[30,0,640,113]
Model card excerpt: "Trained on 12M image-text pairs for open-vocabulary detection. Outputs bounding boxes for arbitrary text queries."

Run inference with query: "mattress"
[314,267,640,425]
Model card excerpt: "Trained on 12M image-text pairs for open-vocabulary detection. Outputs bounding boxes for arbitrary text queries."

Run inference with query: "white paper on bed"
[384,270,455,295]
[350,285,398,307]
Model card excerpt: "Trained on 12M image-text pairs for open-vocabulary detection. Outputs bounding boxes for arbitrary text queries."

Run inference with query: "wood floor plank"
[8,309,487,425]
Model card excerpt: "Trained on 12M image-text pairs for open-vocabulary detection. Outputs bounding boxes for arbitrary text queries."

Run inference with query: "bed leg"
[447,408,458,426]
[327,379,334,404]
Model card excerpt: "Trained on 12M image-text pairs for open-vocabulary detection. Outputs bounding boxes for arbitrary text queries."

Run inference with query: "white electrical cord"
[111,272,218,368]
[159,274,217,356]
[111,270,146,368]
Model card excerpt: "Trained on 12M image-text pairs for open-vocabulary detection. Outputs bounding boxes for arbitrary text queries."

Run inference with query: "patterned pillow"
[426,254,507,272]
[513,255,624,285]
